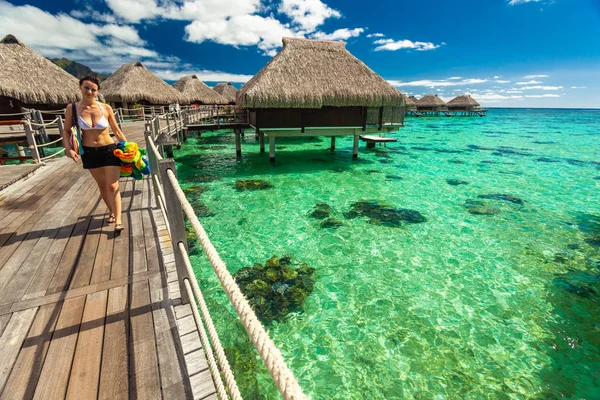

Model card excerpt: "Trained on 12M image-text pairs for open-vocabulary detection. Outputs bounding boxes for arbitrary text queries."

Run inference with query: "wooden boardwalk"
[0,122,215,399]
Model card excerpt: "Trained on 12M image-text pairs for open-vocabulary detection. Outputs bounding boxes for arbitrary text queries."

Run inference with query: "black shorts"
[81,143,122,170]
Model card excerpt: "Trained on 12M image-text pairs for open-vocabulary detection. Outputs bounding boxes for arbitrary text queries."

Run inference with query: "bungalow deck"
[0,122,216,399]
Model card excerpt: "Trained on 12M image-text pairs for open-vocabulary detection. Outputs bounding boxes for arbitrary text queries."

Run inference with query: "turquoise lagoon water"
[174,108,600,399]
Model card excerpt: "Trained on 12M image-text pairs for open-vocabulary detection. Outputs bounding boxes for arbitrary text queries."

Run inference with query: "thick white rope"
[0,111,30,116]
[29,117,59,127]
[36,136,63,148]
[40,148,65,160]
[179,243,243,400]
[166,169,307,400]
[183,280,230,400]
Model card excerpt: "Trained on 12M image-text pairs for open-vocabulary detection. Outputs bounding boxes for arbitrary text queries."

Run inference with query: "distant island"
[49,57,110,81]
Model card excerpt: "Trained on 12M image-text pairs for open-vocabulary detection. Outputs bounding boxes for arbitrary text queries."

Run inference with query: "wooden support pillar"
[269,136,275,162]
[235,129,242,158]
[158,158,190,304]
[330,136,336,151]
[164,145,174,158]
[352,135,359,159]
[24,122,41,163]
[259,131,265,153]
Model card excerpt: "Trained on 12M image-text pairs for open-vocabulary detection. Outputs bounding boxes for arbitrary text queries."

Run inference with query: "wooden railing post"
[24,121,41,163]
[158,158,190,304]
[145,124,161,207]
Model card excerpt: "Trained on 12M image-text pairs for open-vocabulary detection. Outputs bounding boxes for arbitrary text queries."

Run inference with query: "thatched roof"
[416,94,446,107]
[173,75,228,105]
[404,94,416,107]
[0,34,81,104]
[101,62,187,105]
[213,82,237,103]
[447,94,480,107]
[408,95,419,104]
[238,38,404,108]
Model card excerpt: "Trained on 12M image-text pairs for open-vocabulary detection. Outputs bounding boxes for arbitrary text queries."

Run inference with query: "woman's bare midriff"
[82,128,115,147]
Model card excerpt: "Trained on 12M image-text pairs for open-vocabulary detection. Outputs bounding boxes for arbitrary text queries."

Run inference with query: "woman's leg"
[88,168,111,213]
[104,166,122,225]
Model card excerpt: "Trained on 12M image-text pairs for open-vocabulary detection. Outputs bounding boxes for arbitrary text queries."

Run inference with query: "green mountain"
[50,57,110,82]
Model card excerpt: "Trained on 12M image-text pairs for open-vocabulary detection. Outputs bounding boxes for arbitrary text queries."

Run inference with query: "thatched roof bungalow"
[239,38,405,138]
[404,95,416,109]
[447,94,480,110]
[0,34,81,119]
[174,75,228,105]
[408,95,419,104]
[213,82,237,104]
[415,94,447,112]
[101,62,187,109]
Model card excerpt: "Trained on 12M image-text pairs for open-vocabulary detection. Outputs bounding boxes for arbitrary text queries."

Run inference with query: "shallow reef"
[234,180,274,191]
[478,194,524,204]
[463,199,501,216]
[343,201,427,227]
[446,179,469,186]
[320,218,343,229]
[448,159,466,164]
[309,203,331,219]
[385,174,403,181]
[233,255,316,323]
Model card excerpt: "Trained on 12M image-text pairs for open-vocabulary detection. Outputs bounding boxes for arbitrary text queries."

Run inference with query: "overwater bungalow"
[408,95,419,104]
[238,37,406,161]
[447,94,486,116]
[173,75,228,105]
[101,61,188,116]
[0,34,80,122]
[415,94,447,116]
[213,82,238,104]
[404,95,417,115]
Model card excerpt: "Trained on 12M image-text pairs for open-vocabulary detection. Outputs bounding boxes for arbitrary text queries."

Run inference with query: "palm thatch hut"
[408,95,419,104]
[174,75,228,105]
[447,94,482,115]
[415,94,447,115]
[238,37,405,160]
[213,82,238,104]
[0,34,81,120]
[101,62,188,115]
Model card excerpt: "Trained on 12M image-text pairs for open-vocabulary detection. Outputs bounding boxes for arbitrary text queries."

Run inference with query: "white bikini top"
[77,103,109,130]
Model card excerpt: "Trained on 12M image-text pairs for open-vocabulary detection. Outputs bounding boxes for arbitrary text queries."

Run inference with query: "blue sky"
[1,0,599,107]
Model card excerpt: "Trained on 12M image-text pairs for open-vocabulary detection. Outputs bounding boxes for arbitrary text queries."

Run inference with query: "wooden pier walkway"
[0,122,215,399]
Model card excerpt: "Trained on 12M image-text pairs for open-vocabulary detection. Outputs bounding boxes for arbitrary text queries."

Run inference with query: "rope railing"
[40,148,65,161]
[39,109,66,114]
[165,168,306,400]
[0,111,30,117]
[36,136,63,148]
[29,117,60,128]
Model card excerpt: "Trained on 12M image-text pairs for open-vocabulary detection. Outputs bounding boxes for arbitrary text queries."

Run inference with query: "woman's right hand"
[67,149,79,162]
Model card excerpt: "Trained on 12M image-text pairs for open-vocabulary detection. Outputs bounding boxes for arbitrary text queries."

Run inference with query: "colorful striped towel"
[113,141,151,180]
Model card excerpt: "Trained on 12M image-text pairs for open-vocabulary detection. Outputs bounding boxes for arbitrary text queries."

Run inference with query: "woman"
[62,75,127,232]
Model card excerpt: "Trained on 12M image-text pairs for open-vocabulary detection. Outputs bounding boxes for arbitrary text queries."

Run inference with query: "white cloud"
[508,0,541,5]
[471,92,523,103]
[153,68,253,82]
[493,75,501,79]
[366,33,385,38]
[516,80,542,85]
[495,80,511,83]
[520,85,563,90]
[184,14,298,55]
[447,76,462,80]
[312,28,364,41]
[374,38,442,51]
[388,78,488,87]
[525,94,560,98]
[522,74,549,79]
[571,86,586,89]
[0,1,249,83]
[506,90,523,94]
[104,0,162,23]
[278,0,341,31]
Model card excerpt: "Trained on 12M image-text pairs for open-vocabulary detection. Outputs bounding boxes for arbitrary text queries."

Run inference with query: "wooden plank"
[7,270,159,315]
[129,280,161,399]
[111,179,131,280]
[66,290,108,399]
[189,370,217,400]
[0,314,10,337]
[98,285,129,400]
[0,308,38,393]
[184,349,209,376]
[33,296,85,400]
[1,303,61,399]
[180,331,202,355]
[68,205,105,290]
